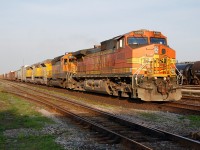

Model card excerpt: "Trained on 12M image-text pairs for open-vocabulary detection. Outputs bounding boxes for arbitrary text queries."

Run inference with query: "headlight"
[154,46,158,53]
[148,69,152,73]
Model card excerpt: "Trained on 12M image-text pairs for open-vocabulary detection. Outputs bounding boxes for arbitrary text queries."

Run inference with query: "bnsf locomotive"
[1,29,182,101]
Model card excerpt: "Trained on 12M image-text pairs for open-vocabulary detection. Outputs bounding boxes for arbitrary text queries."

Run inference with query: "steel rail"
[3,81,200,150]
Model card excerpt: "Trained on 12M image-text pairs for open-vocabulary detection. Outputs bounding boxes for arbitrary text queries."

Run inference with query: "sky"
[0,0,200,74]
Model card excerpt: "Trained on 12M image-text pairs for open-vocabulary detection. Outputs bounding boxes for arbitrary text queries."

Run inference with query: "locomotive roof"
[26,66,33,69]
[101,35,124,51]
[33,63,41,67]
[52,55,64,64]
[41,59,52,64]
[21,65,29,68]
[72,47,101,58]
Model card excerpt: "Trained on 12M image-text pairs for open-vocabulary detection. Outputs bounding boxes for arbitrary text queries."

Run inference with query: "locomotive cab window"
[117,38,125,49]
[69,56,77,63]
[69,58,76,63]
[150,38,167,45]
[128,37,148,45]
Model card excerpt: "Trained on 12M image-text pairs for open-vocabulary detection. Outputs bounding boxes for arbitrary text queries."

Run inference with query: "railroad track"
[181,96,200,108]
[161,94,200,115]
[182,85,200,90]
[11,80,200,115]
[1,80,200,149]
[3,79,200,115]
[181,96,200,106]
[182,95,200,101]
[161,101,200,115]
[171,95,200,114]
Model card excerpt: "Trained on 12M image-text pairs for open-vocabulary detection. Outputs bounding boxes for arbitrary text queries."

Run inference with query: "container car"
[0,74,4,79]
[7,71,15,80]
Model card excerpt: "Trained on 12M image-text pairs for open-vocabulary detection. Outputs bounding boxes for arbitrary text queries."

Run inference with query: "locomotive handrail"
[173,63,183,85]
[134,60,150,85]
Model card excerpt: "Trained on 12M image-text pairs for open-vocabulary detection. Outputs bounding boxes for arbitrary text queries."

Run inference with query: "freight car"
[15,69,21,81]
[6,71,15,80]
[0,74,4,79]
[4,73,8,79]
[176,62,200,85]
[4,29,182,101]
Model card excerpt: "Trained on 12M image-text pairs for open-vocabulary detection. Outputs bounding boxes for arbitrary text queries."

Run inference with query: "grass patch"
[179,115,200,128]
[0,92,54,131]
[0,87,61,149]
[139,112,160,121]
[0,109,53,131]
[0,135,63,150]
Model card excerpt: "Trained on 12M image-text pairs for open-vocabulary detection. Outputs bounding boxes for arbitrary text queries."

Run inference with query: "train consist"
[176,61,200,85]
[1,29,182,101]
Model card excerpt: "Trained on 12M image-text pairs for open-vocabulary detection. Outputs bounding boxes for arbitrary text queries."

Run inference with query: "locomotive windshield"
[128,37,148,45]
[150,38,167,45]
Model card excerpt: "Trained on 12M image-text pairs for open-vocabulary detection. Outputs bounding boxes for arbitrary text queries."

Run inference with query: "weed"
[0,90,60,149]
[139,112,160,121]
[179,115,200,128]
[1,135,63,150]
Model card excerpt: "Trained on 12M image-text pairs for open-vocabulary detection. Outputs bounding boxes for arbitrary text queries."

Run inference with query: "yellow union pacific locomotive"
[3,29,182,101]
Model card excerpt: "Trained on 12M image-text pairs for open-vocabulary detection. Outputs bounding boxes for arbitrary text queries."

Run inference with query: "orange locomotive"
[58,29,181,101]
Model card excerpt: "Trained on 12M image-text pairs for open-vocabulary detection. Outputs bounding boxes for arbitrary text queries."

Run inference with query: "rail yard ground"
[0,81,119,150]
[0,84,63,149]
[0,80,200,149]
